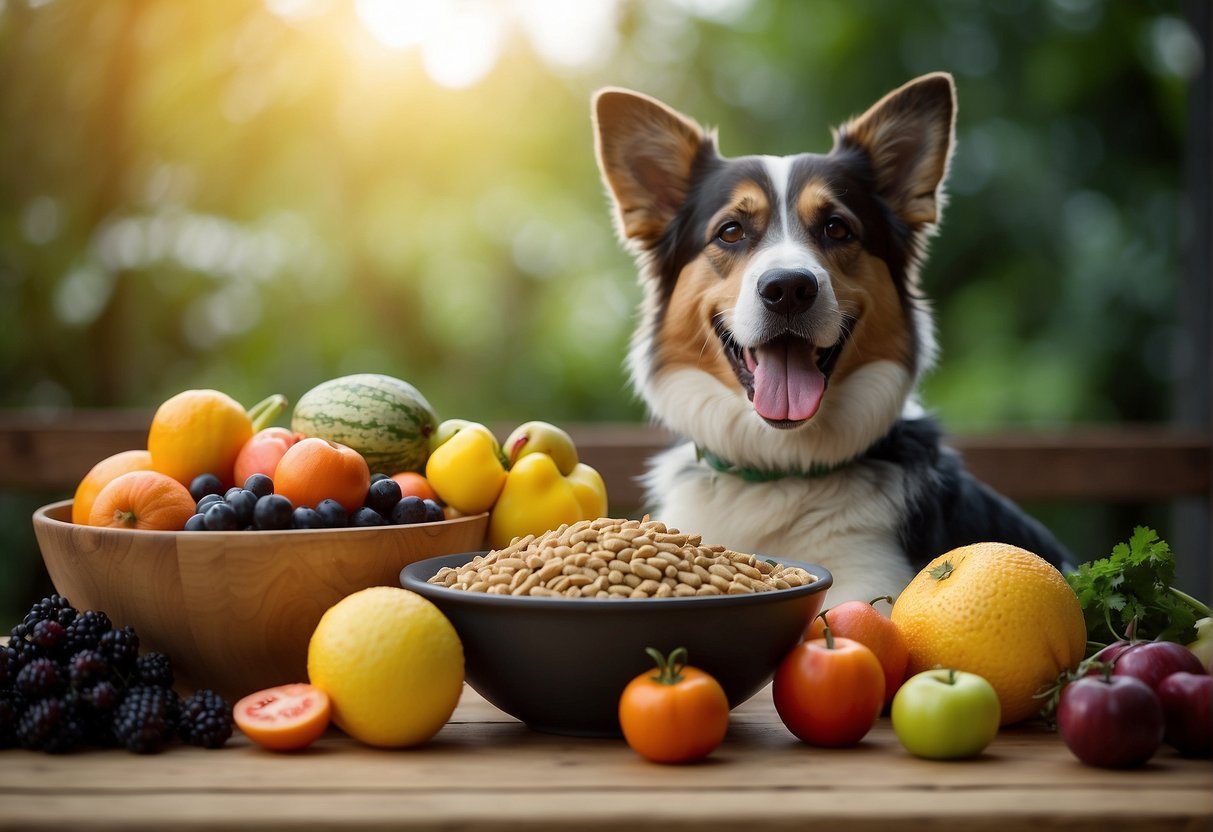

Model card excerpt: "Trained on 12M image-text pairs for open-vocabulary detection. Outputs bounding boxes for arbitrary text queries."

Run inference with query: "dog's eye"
[716,222,745,245]
[824,216,853,242]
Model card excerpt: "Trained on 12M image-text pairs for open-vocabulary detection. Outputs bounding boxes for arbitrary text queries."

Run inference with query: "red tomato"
[773,624,885,747]
[233,683,331,752]
[618,647,729,764]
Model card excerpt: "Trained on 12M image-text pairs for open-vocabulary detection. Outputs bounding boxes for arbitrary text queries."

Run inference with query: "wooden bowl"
[32,500,488,701]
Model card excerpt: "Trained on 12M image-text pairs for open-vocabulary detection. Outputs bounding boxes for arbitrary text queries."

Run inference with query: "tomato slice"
[233,683,332,752]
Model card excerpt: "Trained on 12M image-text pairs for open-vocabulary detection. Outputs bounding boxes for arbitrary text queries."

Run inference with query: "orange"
[87,470,197,531]
[148,389,253,488]
[390,471,439,503]
[890,542,1086,725]
[274,437,371,513]
[72,449,153,525]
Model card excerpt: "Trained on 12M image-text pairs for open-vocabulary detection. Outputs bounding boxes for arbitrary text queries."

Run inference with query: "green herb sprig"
[1065,526,1211,655]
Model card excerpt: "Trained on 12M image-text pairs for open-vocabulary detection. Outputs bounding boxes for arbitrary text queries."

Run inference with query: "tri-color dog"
[593,72,1070,602]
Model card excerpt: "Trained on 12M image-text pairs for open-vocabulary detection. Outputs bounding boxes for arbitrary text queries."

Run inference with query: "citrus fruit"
[233,683,331,752]
[87,470,197,530]
[72,449,153,525]
[307,586,463,748]
[890,542,1086,725]
[147,389,254,488]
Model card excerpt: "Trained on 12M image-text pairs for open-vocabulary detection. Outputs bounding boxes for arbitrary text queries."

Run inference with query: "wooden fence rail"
[1,411,1209,510]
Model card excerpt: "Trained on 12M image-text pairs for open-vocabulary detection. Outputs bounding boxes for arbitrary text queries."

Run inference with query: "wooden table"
[1,683,1209,831]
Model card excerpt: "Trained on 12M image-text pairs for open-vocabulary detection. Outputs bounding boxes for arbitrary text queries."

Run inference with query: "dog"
[592,73,1071,603]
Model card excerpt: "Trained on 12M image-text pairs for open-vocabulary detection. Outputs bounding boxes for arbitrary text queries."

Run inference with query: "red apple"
[1113,640,1206,691]
[1156,672,1212,757]
[1057,673,1164,768]
[234,427,303,485]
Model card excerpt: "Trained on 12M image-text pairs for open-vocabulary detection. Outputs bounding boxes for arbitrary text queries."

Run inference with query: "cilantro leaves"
[1066,526,1210,652]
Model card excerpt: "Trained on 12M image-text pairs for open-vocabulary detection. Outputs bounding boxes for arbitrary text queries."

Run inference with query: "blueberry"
[224,486,244,501]
[349,507,386,527]
[422,499,445,523]
[370,473,391,483]
[364,478,402,516]
[225,489,258,526]
[253,495,293,530]
[196,493,224,513]
[244,473,274,499]
[390,496,428,525]
[189,474,224,502]
[292,507,325,529]
[184,513,207,532]
[202,502,240,531]
[315,499,348,528]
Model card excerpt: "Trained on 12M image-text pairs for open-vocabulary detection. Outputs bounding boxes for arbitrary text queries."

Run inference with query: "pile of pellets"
[428,516,817,599]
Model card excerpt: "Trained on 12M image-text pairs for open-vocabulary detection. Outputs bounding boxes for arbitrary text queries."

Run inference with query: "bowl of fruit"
[31,376,489,702]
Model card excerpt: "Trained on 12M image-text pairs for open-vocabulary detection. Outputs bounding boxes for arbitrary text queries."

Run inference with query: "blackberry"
[0,644,15,688]
[68,649,111,689]
[30,619,68,652]
[15,657,65,700]
[112,685,180,754]
[16,696,85,753]
[85,680,123,714]
[97,626,140,673]
[134,652,174,689]
[178,689,233,749]
[7,636,42,672]
[20,594,77,630]
[63,610,113,656]
[0,690,23,748]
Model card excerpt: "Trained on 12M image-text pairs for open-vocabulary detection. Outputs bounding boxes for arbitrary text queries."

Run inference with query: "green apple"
[1188,617,1213,673]
[891,668,1001,760]
[504,420,579,475]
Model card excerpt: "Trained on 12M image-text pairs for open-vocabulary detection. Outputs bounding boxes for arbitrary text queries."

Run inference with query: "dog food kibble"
[429,517,817,599]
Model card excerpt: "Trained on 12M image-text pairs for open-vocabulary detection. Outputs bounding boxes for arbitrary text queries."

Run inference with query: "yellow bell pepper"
[488,453,609,550]
[425,422,507,515]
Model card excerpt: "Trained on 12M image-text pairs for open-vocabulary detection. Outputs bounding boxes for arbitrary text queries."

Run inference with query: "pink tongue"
[752,341,825,422]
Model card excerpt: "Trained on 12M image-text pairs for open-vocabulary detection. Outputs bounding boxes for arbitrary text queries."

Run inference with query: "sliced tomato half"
[233,683,332,752]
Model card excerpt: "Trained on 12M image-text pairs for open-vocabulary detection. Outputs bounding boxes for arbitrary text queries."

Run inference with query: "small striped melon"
[291,374,438,475]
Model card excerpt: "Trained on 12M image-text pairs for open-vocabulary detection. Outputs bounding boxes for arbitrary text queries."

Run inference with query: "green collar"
[696,446,854,482]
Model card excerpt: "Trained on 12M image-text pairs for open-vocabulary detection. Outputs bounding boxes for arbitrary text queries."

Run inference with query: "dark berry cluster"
[1,594,232,754]
[185,472,446,531]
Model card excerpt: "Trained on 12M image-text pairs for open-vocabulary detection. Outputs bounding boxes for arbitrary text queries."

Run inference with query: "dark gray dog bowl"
[401,552,832,737]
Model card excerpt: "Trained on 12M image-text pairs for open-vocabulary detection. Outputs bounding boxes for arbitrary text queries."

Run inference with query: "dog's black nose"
[757,269,818,317]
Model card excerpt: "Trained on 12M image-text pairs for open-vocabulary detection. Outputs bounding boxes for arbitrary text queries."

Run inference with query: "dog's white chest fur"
[646,443,917,604]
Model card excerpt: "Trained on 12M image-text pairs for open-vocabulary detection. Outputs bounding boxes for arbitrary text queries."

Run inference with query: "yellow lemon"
[891,542,1086,725]
[307,587,463,747]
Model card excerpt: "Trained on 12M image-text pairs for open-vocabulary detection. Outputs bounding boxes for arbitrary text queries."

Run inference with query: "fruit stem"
[868,595,894,610]
[247,394,288,432]
[946,667,957,685]
[646,647,688,686]
[817,611,835,650]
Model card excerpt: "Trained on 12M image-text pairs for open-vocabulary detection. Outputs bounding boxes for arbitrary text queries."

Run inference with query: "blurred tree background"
[0,0,1204,621]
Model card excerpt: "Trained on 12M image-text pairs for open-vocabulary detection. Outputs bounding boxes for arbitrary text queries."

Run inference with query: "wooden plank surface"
[0,411,1209,506]
[1,683,1209,832]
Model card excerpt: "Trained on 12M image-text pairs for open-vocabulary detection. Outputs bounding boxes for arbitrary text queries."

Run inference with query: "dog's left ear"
[834,72,956,226]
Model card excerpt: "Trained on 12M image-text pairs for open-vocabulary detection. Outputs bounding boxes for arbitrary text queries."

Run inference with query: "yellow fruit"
[890,542,1086,725]
[147,389,253,488]
[307,587,463,748]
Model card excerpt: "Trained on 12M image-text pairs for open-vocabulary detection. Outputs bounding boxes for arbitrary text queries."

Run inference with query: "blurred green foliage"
[0,0,1201,621]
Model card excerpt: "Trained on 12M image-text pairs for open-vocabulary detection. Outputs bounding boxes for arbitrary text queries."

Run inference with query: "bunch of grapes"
[1,595,233,754]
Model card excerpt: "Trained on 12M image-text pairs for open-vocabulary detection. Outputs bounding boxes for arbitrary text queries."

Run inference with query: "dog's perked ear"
[593,88,714,247]
[834,72,957,227]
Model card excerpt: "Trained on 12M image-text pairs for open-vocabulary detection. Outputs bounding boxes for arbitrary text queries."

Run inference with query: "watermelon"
[291,374,438,474]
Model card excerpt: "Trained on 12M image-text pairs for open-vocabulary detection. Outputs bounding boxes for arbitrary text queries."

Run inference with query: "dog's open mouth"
[715,318,849,429]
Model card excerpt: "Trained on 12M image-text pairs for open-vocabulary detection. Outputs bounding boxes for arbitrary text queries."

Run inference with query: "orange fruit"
[807,597,909,707]
[87,470,197,531]
[390,471,439,503]
[274,437,371,513]
[72,449,153,525]
[147,389,253,488]
[890,542,1086,725]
